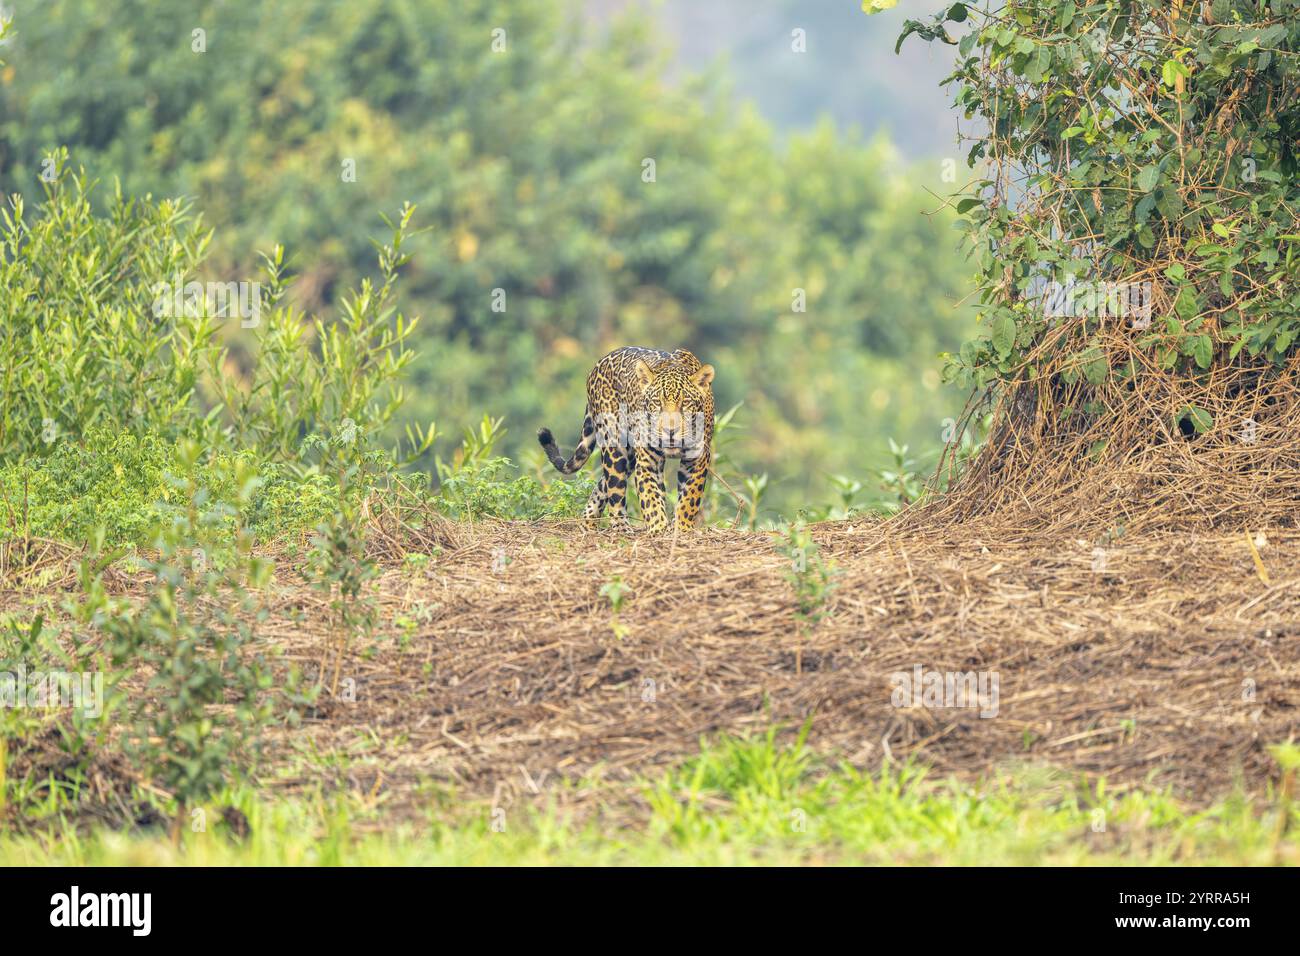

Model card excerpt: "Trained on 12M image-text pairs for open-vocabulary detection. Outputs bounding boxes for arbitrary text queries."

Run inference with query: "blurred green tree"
[0,0,976,516]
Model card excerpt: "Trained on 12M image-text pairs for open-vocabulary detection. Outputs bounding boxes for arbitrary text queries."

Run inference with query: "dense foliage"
[0,165,212,457]
[885,0,1299,437]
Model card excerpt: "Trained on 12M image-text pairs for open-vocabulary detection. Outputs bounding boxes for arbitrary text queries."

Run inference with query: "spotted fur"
[538,347,715,532]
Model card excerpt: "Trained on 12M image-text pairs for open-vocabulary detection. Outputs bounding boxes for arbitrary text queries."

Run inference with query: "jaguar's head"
[633,351,714,451]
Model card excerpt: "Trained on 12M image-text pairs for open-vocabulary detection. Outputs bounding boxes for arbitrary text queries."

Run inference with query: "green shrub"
[433,416,591,521]
[0,159,434,549]
[244,465,338,541]
[211,205,434,469]
[0,163,216,458]
[0,427,337,548]
[437,457,592,521]
[71,444,302,827]
[886,1,1300,399]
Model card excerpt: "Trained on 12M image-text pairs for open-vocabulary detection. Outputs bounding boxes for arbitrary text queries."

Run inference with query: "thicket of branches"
[883,0,1300,527]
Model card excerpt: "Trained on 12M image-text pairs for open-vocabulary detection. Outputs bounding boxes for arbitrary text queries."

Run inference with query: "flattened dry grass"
[192,510,1294,826]
[4,355,1300,835]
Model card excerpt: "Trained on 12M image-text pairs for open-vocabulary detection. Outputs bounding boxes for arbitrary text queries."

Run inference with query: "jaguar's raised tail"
[537,417,596,474]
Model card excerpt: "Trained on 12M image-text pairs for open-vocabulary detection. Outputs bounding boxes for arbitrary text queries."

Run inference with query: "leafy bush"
[0,427,338,547]
[0,163,215,458]
[211,204,434,468]
[242,465,339,541]
[889,1,1300,401]
[434,416,591,520]
[438,459,593,521]
[71,444,300,824]
[1,429,199,546]
[0,153,436,548]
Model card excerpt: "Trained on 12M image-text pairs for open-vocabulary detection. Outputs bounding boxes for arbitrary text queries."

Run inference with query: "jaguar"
[537,346,715,532]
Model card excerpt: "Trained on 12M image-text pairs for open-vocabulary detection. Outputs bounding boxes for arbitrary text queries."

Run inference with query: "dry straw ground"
[5,470,1299,827]
[3,507,1298,826]
[320,327,1299,822]
[5,353,1300,825]
[260,506,1297,820]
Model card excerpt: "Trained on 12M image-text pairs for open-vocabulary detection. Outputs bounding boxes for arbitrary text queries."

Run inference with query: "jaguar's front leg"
[634,446,668,533]
[675,447,710,531]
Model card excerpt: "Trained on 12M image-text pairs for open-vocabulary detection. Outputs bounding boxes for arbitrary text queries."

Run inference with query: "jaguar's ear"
[691,364,715,388]
[634,359,655,388]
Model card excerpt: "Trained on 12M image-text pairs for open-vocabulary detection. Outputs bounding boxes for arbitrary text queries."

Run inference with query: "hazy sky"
[584,0,960,158]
